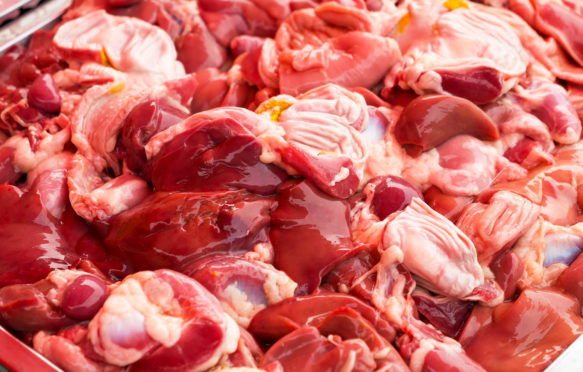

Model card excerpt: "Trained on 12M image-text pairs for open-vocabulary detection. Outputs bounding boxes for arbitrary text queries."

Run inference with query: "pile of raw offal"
[1,0,583,370]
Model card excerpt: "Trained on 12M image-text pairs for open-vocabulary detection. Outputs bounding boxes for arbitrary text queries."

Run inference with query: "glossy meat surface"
[2,0,583,371]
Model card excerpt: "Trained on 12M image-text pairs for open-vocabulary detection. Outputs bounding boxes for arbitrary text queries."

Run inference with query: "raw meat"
[259,2,401,95]
[2,0,583,370]
[386,1,529,103]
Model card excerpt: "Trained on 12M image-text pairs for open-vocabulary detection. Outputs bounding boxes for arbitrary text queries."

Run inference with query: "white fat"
[221,284,256,328]
[339,350,357,372]
[89,273,184,365]
[12,129,70,173]
[244,242,274,263]
[45,270,88,307]
[401,149,440,192]
[263,270,297,305]
[384,198,484,299]
[331,167,350,186]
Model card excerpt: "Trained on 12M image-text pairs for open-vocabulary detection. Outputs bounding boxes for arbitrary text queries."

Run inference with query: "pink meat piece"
[27,168,69,219]
[260,326,376,372]
[484,99,555,156]
[382,198,500,303]
[323,245,381,303]
[387,2,529,103]
[119,97,190,174]
[345,214,488,371]
[0,182,80,288]
[508,78,582,145]
[70,72,195,173]
[474,2,583,85]
[456,191,540,265]
[485,101,555,170]
[26,152,73,189]
[428,135,498,197]
[509,0,583,67]
[0,126,70,183]
[191,63,258,113]
[104,190,275,271]
[175,25,228,73]
[189,63,259,114]
[189,68,230,113]
[0,144,20,184]
[540,177,579,227]
[483,143,583,203]
[213,327,264,369]
[464,288,583,372]
[249,292,397,343]
[68,154,150,223]
[185,256,297,327]
[54,10,184,79]
[261,2,401,95]
[412,289,474,339]
[206,327,264,369]
[104,0,229,73]
[145,107,274,158]
[557,245,583,303]
[231,35,267,57]
[34,326,124,372]
[351,186,501,304]
[257,84,368,198]
[87,270,239,369]
[248,292,408,369]
[503,138,554,170]
[0,271,78,333]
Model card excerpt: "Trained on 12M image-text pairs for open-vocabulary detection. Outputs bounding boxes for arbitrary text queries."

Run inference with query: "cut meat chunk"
[270,180,355,294]
[412,289,474,339]
[257,84,368,198]
[149,112,288,195]
[429,135,499,197]
[394,95,499,157]
[34,326,124,372]
[509,78,582,145]
[87,270,239,369]
[120,97,189,173]
[54,10,184,79]
[198,0,283,46]
[260,327,376,372]
[383,198,500,303]
[185,256,297,328]
[0,126,70,183]
[249,292,397,342]
[474,2,583,85]
[68,154,150,223]
[464,288,583,372]
[260,2,401,95]
[510,0,583,67]
[70,73,195,173]
[513,219,583,288]
[105,190,275,271]
[456,191,540,265]
[0,182,80,287]
[386,4,529,103]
